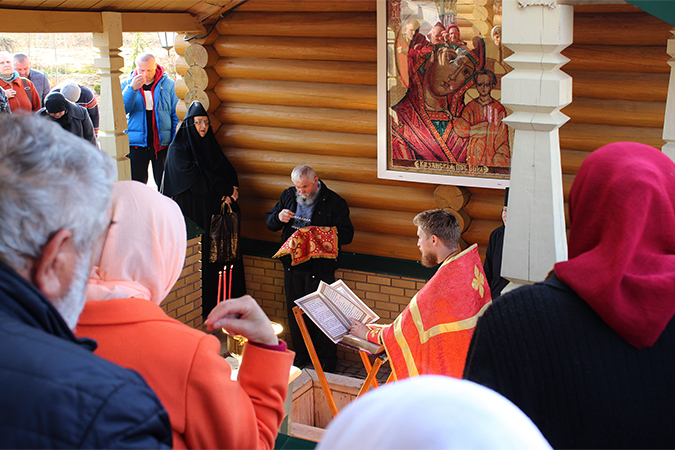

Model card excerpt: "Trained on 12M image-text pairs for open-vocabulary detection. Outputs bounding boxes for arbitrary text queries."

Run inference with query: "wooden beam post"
[93,12,130,181]
[500,0,572,286]
[662,28,675,159]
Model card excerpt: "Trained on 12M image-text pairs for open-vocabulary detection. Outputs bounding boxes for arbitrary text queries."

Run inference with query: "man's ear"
[431,234,439,247]
[30,229,73,301]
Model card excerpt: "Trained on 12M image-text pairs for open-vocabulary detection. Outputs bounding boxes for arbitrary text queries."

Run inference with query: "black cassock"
[483,224,509,299]
[162,101,246,318]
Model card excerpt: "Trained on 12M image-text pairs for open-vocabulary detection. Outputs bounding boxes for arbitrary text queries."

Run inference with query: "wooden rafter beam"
[0,9,205,33]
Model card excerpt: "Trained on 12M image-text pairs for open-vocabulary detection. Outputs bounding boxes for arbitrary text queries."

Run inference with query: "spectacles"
[193,119,210,126]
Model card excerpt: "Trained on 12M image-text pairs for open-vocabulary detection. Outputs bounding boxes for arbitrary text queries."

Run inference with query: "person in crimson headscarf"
[162,101,246,319]
[464,142,675,449]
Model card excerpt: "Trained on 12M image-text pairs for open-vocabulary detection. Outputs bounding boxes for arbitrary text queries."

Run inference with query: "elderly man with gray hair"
[266,164,354,372]
[0,115,172,448]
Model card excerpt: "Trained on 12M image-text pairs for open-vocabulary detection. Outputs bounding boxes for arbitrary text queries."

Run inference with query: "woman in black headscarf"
[162,101,246,318]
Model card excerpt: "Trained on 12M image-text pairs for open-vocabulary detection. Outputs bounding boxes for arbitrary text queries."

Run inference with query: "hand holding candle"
[205,295,278,346]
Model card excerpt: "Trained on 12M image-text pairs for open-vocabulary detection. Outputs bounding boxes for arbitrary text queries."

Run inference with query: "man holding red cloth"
[351,209,491,379]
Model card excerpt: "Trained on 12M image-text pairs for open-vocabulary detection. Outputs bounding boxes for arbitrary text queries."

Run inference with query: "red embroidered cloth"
[382,244,491,379]
[272,226,338,266]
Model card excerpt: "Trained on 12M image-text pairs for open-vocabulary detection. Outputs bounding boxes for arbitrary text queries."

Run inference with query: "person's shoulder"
[0,317,156,401]
[281,185,296,196]
[29,69,47,79]
[68,102,88,118]
[324,183,349,205]
[487,274,578,318]
[20,77,36,87]
[79,84,95,96]
[159,71,176,86]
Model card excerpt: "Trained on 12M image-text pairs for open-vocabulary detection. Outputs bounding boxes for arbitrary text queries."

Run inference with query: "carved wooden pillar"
[500,0,572,286]
[662,29,675,159]
[93,12,130,180]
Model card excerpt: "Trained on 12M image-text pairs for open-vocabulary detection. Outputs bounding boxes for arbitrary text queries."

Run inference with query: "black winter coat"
[265,180,354,273]
[0,261,172,449]
[37,101,96,146]
[464,273,675,449]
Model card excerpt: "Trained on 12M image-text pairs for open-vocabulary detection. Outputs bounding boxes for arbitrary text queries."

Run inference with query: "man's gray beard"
[296,188,319,206]
[52,250,91,330]
[421,250,437,268]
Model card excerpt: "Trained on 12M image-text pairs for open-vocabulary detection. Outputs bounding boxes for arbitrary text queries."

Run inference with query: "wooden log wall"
[175,1,671,263]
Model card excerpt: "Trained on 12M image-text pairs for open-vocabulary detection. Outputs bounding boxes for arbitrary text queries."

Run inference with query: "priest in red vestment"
[350,209,491,379]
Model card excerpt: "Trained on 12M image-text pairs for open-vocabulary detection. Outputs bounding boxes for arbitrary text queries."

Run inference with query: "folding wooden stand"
[292,306,391,418]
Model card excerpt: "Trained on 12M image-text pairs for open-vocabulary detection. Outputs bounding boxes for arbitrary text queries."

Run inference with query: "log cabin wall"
[173,1,672,342]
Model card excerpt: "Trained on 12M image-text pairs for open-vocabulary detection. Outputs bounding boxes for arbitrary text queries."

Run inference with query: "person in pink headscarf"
[76,180,293,450]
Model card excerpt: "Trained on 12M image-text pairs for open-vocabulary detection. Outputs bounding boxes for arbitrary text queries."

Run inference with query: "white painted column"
[662,29,675,160]
[500,0,572,286]
[93,12,130,181]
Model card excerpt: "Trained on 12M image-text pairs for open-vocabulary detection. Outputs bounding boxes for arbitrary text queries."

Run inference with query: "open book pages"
[295,280,380,344]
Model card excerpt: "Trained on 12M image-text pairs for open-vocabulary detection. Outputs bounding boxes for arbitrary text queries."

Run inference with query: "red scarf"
[272,226,338,266]
[555,142,675,348]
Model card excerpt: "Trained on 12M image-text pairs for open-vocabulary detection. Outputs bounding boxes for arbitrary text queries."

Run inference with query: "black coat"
[483,224,509,299]
[0,261,172,449]
[0,87,10,113]
[265,180,354,272]
[464,273,675,449]
[37,101,96,145]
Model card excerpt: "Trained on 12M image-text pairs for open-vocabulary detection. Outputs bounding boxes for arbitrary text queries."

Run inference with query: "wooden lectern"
[292,306,393,418]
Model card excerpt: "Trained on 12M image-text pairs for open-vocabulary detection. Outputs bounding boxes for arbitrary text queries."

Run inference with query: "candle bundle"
[217,265,235,305]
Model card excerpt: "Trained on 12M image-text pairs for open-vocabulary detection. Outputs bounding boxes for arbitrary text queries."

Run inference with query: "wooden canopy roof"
[0,0,248,33]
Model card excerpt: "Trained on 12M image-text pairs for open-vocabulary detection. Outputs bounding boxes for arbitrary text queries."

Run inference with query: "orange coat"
[0,77,40,112]
[76,298,294,450]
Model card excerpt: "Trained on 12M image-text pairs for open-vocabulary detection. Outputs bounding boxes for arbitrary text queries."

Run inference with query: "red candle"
[228,264,233,299]
[217,270,223,305]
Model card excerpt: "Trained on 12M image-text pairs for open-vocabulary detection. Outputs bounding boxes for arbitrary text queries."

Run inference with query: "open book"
[295,280,384,354]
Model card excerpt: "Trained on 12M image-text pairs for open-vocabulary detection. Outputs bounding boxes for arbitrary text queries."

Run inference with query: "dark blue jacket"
[0,261,172,449]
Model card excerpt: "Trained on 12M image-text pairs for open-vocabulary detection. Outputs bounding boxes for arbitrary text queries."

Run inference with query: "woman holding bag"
[162,101,246,318]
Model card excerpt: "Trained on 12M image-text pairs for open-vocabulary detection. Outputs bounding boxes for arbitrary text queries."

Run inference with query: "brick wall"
[242,255,427,363]
[161,237,203,328]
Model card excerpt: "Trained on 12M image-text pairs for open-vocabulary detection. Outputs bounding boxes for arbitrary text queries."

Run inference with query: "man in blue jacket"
[122,52,178,187]
[0,114,172,449]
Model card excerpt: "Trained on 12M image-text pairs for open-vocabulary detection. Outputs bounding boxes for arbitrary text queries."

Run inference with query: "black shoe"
[321,362,336,373]
[293,355,311,368]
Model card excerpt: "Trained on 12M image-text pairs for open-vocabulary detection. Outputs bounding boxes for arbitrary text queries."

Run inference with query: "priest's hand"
[205,295,278,346]
[349,318,369,339]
